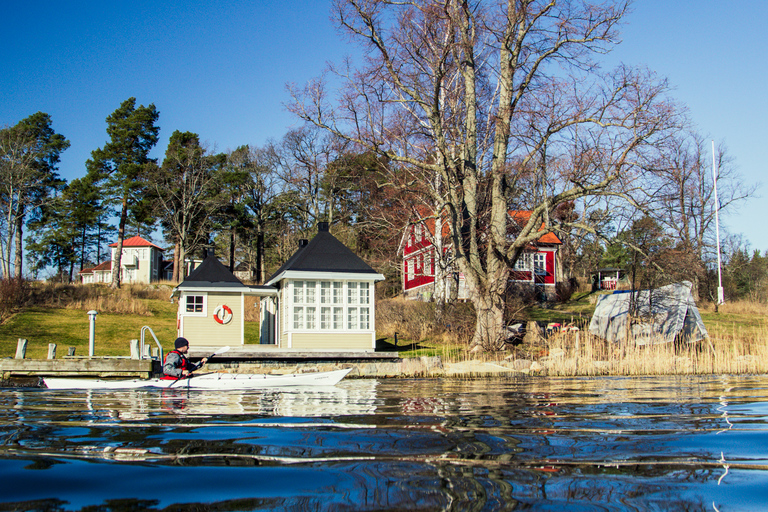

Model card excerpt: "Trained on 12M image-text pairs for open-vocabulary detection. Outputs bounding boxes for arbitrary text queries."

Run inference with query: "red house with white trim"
[400,210,562,301]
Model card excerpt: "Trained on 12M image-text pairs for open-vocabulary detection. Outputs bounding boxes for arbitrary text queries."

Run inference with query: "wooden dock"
[1,358,155,379]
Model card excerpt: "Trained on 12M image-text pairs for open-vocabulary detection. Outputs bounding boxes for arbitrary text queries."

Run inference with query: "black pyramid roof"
[266,223,379,284]
[178,253,246,289]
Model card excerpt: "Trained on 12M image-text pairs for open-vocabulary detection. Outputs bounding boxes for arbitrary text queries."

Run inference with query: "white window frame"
[513,253,533,271]
[291,279,372,332]
[183,293,207,317]
[534,252,546,275]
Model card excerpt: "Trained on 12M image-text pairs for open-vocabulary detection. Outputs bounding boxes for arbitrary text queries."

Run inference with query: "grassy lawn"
[1,298,265,359]
[2,285,764,361]
[0,306,178,359]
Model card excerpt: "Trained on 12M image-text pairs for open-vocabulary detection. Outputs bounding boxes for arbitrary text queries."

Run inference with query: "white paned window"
[293,280,374,332]
[513,253,533,271]
[306,281,316,303]
[333,307,343,330]
[320,281,332,304]
[359,282,370,304]
[293,306,305,329]
[321,307,332,329]
[306,306,316,329]
[348,282,358,304]
[185,295,205,313]
[293,281,305,303]
[534,253,546,274]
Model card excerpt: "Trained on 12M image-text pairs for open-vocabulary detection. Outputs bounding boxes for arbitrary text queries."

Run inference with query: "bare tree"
[644,132,757,296]
[154,131,221,282]
[290,0,682,349]
[225,145,281,283]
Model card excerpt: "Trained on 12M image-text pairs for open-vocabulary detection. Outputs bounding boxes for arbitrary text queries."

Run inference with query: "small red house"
[399,209,562,301]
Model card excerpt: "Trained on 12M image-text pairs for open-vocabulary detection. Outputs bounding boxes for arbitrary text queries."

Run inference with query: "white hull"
[43,368,353,390]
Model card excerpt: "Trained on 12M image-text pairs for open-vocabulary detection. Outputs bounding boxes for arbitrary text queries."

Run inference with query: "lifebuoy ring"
[213,304,233,324]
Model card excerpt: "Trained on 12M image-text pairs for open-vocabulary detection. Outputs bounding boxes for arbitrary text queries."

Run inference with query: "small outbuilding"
[172,222,385,352]
[588,281,708,345]
[264,222,386,352]
[173,253,276,348]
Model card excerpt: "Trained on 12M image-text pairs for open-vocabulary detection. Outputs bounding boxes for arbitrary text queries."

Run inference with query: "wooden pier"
[1,358,155,379]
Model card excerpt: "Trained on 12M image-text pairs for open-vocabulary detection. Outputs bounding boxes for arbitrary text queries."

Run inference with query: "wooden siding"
[181,292,243,347]
[290,332,373,351]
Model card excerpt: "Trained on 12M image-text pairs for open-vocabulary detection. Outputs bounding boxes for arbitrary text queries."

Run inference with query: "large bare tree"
[290,0,682,349]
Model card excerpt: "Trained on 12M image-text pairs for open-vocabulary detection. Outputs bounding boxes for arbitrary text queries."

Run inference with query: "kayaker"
[162,337,209,379]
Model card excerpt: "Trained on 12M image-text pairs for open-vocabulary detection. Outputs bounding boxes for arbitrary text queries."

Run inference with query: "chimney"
[318,222,329,232]
[298,239,309,248]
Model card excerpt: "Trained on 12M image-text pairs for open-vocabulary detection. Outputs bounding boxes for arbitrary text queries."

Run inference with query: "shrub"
[0,278,31,321]
[376,298,475,344]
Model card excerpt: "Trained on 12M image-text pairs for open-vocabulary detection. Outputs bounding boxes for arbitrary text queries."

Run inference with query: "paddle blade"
[213,346,231,356]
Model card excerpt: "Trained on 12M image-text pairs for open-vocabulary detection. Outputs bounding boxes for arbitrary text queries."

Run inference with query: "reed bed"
[379,297,768,376]
[539,327,768,376]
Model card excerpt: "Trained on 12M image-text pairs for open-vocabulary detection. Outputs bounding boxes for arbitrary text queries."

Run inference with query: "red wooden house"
[399,210,562,301]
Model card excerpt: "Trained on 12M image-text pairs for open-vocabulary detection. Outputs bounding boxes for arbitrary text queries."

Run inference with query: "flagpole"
[712,140,725,305]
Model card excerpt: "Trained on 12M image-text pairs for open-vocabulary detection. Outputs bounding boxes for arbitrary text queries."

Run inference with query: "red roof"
[109,236,163,250]
[93,261,112,271]
[509,211,562,245]
[78,260,111,275]
[413,208,562,244]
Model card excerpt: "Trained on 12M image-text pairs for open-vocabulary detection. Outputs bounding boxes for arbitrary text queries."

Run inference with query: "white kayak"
[43,368,353,390]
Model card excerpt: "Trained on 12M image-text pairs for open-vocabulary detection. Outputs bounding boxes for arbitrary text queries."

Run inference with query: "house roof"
[109,235,164,251]
[92,261,112,272]
[266,223,384,286]
[177,253,247,289]
[508,211,562,245]
[173,253,278,296]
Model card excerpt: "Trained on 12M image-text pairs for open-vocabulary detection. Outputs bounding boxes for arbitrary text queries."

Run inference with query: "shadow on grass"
[376,337,423,352]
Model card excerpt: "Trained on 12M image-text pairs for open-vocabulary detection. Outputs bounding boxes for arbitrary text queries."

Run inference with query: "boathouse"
[173,222,385,352]
[263,222,385,352]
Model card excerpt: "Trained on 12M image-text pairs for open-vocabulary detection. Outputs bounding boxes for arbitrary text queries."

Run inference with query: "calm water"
[1,375,768,511]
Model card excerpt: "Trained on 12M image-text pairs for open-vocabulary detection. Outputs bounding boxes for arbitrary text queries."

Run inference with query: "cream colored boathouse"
[173,223,385,351]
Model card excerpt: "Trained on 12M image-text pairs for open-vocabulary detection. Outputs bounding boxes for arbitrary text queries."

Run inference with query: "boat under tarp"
[43,368,353,390]
[588,281,708,345]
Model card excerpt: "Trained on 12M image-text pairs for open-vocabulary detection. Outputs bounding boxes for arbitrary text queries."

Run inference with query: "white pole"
[712,141,725,305]
[88,310,99,357]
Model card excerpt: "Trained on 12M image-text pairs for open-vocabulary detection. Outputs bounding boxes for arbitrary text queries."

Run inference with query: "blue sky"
[1,1,765,251]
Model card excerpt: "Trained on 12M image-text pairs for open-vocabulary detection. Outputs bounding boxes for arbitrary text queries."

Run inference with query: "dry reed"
[525,323,768,376]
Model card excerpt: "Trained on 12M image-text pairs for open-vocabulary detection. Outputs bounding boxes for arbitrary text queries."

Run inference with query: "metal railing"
[139,326,164,362]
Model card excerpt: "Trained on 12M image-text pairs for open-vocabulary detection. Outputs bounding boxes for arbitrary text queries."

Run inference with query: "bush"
[376,298,475,343]
[555,277,579,303]
[0,278,31,321]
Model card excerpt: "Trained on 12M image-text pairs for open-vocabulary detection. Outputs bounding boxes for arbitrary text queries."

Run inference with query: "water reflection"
[2,376,768,511]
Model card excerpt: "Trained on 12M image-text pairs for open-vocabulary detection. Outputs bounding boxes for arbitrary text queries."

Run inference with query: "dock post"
[48,344,57,360]
[68,347,76,357]
[87,310,98,357]
[130,339,139,359]
[15,339,27,359]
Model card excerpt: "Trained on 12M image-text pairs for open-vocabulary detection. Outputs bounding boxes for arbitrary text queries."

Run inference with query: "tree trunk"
[111,199,128,289]
[14,212,23,279]
[256,229,265,284]
[172,241,180,283]
[469,292,507,351]
[229,230,236,272]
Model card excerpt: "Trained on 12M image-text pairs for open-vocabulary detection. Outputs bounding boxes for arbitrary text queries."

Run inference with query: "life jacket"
[161,349,191,380]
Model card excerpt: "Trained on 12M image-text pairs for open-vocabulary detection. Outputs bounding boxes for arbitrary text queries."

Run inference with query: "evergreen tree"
[0,112,69,278]
[87,98,160,288]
